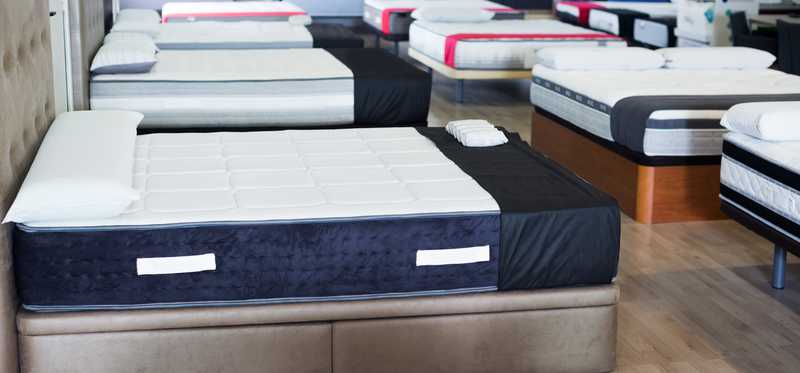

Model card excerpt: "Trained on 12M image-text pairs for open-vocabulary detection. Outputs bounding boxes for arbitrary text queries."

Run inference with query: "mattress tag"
[136,253,216,276]
[416,246,491,266]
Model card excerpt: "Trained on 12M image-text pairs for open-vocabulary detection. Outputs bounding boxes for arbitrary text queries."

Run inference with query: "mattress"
[529,66,800,158]
[633,17,676,48]
[147,21,314,49]
[363,0,523,37]
[91,49,353,127]
[90,48,430,128]
[113,22,364,50]
[161,1,307,23]
[409,19,625,70]
[588,8,651,38]
[14,127,621,311]
[721,133,800,246]
[556,1,676,26]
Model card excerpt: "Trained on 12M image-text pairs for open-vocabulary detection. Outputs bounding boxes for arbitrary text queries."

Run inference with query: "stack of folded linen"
[445,119,509,147]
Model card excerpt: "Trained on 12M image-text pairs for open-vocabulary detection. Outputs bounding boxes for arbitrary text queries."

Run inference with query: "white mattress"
[161,1,306,22]
[363,0,511,33]
[30,127,499,228]
[119,22,314,49]
[93,48,350,82]
[409,19,626,70]
[633,18,672,48]
[529,66,800,156]
[722,132,800,225]
[91,49,354,127]
[556,1,676,20]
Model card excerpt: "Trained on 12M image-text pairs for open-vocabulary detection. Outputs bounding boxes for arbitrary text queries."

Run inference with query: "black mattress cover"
[328,48,432,127]
[307,24,365,49]
[14,128,620,311]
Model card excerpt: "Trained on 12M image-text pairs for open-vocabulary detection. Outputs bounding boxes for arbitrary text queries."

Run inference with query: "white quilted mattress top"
[36,128,499,228]
[532,66,800,108]
[154,21,313,46]
[161,1,306,17]
[92,49,352,82]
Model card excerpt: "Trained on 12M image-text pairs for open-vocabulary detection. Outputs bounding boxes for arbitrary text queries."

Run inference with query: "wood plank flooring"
[404,52,800,372]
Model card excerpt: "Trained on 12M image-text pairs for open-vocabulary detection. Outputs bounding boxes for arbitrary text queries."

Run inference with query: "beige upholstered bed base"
[18,285,618,373]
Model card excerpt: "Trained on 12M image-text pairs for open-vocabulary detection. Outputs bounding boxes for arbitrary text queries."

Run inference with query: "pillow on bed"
[534,47,665,71]
[411,7,494,23]
[658,47,776,70]
[104,32,159,50]
[91,39,158,74]
[721,102,800,141]
[2,111,143,225]
[111,21,161,38]
[116,9,161,25]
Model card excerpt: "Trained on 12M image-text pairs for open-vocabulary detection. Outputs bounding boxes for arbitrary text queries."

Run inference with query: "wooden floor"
[389,44,800,372]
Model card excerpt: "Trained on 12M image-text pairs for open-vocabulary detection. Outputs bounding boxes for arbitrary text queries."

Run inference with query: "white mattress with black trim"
[409,19,625,70]
[13,127,620,311]
[363,0,522,37]
[530,66,800,158]
[721,132,800,247]
[556,1,676,27]
[633,17,676,48]
[161,1,307,23]
[90,48,431,128]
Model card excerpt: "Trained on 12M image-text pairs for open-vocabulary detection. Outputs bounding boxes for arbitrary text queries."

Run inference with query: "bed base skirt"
[531,109,725,224]
[18,285,618,373]
[408,48,532,103]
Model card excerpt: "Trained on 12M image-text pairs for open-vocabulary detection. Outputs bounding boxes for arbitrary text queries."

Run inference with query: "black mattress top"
[328,48,432,127]
[307,24,365,48]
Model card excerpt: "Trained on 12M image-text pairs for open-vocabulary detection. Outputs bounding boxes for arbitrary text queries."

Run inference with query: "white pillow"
[535,47,664,71]
[658,47,776,70]
[3,111,143,225]
[411,7,494,23]
[116,9,161,25]
[91,40,158,74]
[289,15,313,26]
[110,21,161,38]
[104,32,158,50]
[721,102,800,141]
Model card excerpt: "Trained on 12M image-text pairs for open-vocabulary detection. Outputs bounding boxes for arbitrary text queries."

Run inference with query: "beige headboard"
[0,0,55,370]
[68,0,105,110]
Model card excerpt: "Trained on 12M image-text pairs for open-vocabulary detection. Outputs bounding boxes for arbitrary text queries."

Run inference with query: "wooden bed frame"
[408,48,532,103]
[531,108,726,224]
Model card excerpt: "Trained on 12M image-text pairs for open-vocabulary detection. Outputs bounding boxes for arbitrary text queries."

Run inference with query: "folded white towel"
[446,119,493,135]
[460,128,509,147]
[445,119,508,147]
[721,101,800,141]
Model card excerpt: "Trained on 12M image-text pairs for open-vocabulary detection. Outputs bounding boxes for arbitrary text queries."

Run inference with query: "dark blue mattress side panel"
[14,214,499,309]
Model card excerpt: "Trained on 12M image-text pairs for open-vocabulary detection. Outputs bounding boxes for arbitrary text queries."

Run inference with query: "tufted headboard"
[68,0,105,110]
[0,0,55,370]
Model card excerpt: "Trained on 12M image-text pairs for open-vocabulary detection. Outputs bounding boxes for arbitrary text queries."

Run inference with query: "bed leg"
[455,80,465,103]
[375,34,381,48]
[394,41,400,55]
[773,245,787,289]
